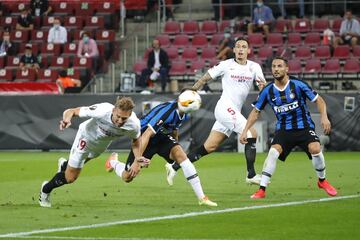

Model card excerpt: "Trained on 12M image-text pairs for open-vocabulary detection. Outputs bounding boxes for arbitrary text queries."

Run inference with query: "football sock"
[42,172,68,194]
[110,160,126,178]
[260,148,279,188]
[245,138,257,178]
[180,159,205,200]
[172,145,209,171]
[60,161,68,172]
[311,152,326,180]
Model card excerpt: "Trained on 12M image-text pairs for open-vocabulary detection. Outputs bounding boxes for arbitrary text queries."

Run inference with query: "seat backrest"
[201,47,216,59]
[182,20,199,34]
[314,46,331,59]
[248,33,264,47]
[37,69,58,82]
[172,34,190,47]
[266,33,283,47]
[312,19,329,32]
[304,32,321,46]
[181,47,198,60]
[323,59,340,72]
[333,45,350,59]
[294,18,311,32]
[295,46,312,59]
[155,34,171,47]
[191,34,208,47]
[287,32,302,46]
[288,59,302,73]
[304,59,321,72]
[201,20,218,34]
[343,59,360,72]
[164,21,181,34]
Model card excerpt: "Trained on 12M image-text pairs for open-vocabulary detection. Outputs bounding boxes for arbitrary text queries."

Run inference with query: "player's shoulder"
[126,112,141,127]
[247,59,260,67]
[96,102,114,110]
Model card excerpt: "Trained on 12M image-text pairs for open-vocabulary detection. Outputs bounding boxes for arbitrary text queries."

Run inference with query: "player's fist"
[136,156,151,168]
[59,120,71,130]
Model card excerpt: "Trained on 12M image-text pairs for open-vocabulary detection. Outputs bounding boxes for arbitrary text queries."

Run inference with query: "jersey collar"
[273,79,290,92]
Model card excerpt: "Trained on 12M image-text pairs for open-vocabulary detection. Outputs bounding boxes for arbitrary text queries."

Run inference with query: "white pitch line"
[5,236,219,240]
[1,194,359,239]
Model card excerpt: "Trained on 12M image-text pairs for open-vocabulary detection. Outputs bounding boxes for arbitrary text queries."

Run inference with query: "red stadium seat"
[333,45,350,59]
[304,59,322,73]
[201,47,216,60]
[273,19,292,33]
[143,48,152,60]
[169,60,187,76]
[257,46,273,61]
[1,16,17,26]
[172,34,190,48]
[62,43,78,56]
[5,56,21,70]
[288,59,302,75]
[182,20,199,35]
[163,47,179,60]
[191,34,208,48]
[314,46,331,60]
[41,16,57,29]
[155,34,171,47]
[74,2,95,16]
[64,16,84,30]
[294,18,311,33]
[84,16,105,30]
[208,58,220,67]
[353,46,360,59]
[210,33,224,47]
[37,69,58,82]
[266,33,283,47]
[181,47,198,61]
[187,59,206,75]
[304,32,321,47]
[332,18,342,33]
[343,59,360,73]
[218,20,230,32]
[52,2,75,16]
[41,43,61,57]
[133,60,146,75]
[95,2,116,15]
[8,3,27,15]
[0,69,13,82]
[49,56,70,70]
[31,30,48,43]
[15,69,36,82]
[11,30,30,43]
[322,59,340,75]
[295,46,312,60]
[164,21,181,34]
[248,33,264,48]
[0,57,4,68]
[287,32,302,47]
[73,57,92,69]
[201,20,218,34]
[312,19,329,32]
[18,43,40,55]
[95,30,115,42]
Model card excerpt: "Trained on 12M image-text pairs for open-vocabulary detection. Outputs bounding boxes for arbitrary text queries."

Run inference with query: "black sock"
[319,178,325,182]
[61,161,68,172]
[42,172,68,194]
[172,145,209,171]
[260,186,266,191]
[245,138,257,178]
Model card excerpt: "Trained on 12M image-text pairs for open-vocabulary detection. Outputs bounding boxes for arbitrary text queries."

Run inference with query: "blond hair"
[115,96,135,111]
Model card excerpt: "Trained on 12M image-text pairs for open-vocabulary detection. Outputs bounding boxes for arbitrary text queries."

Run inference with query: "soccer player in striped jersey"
[240,56,337,199]
[105,91,217,207]
[165,38,266,186]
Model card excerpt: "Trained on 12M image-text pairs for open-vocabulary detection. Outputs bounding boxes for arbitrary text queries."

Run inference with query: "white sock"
[180,159,205,200]
[110,160,125,178]
[260,148,279,187]
[311,152,326,179]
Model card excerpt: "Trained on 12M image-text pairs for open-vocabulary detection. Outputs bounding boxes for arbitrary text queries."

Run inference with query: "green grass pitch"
[0,151,359,240]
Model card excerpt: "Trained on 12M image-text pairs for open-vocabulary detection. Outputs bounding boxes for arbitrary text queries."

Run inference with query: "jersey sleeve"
[252,63,266,84]
[146,103,176,134]
[299,81,318,102]
[252,87,269,111]
[78,103,113,118]
[207,60,226,79]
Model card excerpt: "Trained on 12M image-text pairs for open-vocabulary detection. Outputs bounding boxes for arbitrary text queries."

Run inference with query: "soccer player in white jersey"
[166,38,266,186]
[39,97,147,207]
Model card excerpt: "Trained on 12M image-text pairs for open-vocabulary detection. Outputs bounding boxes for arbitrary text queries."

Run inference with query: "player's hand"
[239,132,248,144]
[136,156,151,168]
[59,120,71,130]
[129,162,141,178]
[321,117,331,135]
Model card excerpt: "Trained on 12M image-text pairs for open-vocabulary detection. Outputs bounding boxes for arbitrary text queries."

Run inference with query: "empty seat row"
[0,68,82,82]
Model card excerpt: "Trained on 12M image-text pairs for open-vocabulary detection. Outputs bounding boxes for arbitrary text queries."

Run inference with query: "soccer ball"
[177,90,202,113]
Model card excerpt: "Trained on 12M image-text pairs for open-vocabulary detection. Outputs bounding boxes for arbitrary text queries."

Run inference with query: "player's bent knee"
[308,142,321,155]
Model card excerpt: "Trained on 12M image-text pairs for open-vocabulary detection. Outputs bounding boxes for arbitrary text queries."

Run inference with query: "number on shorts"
[227,107,235,115]
[309,130,316,136]
[78,139,87,150]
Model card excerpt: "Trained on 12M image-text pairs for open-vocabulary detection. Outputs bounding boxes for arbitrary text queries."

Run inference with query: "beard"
[272,73,285,81]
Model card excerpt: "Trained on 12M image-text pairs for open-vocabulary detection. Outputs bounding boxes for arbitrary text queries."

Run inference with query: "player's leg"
[169,144,217,206]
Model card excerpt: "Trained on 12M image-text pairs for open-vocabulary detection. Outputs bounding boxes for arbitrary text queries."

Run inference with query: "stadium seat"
[95,30,115,42]
[273,19,292,33]
[49,56,70,70]
[208,58,220,67]
[182,20,199,35]
[353,46,360,59]
[164,21,181,35]
[41,16,57,29]
[84,16,105,30]
[143,48,152,60]
[304,32,321,47]
[287,32,302,47]
[64,16,84,30]
[287,59,302,75]
[0,57,4,69]
[181,47,198,61]
[1,16,17,26]
[37,69,58,82]
[266,33,283,47]
[15,69,36,82]
[191,34,208,48]
[155,34,171,47]
[172,34,190,48]
[11,30,30,43]
[73,57,93,69]
[218,20,230,32]
[52,2,75,16]
[5,56,21,70]
[74,2,95,16]
[31,30,49,43]
[257,46,273,61]
[333,45,351,59]
[132,60,146,75]
[62,43,78,56]
[312,18,330,32]
[41,43,61,57]
[164,47,180,60]
[332,18,342,33]
[200,47,216,60]
[201,20,218,34]
[343,59,360,73]
[294,18,311,33]
[0,69,13,82]
[304,59,322,73]
[18,43,40,55]
[248,33,264,48]
[322,59,340,76]
[295,46,312,60]
[169,60,187,76]
[8,3,26,16]
[187,59,206,75]
[210,33,224,47]
[95,2,116,15]
[314,46,331,60]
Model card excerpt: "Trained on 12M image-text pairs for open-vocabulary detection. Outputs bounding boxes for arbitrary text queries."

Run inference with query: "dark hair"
[272,56,288,66]
[235,37,250,47]
[80,31,90,39]
[58,69,67,77]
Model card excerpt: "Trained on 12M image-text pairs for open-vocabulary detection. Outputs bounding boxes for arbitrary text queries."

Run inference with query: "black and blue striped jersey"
[140,100,189,134]
[253,77,318,131]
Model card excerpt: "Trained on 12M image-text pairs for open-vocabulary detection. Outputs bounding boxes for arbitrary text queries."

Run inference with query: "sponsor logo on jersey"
[273,101,299,113]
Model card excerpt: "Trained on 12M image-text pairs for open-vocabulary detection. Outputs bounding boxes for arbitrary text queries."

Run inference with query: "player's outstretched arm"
[59,107,81,130]
[239,108,261,144]
[192,72,213,91]
[315,96,331,135]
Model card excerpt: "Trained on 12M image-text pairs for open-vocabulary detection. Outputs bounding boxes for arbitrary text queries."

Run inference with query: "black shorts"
[125,132,179,170]
[271,128,320,161]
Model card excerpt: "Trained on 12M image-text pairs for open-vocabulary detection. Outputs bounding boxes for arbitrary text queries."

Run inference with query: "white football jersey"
[77,103,141,150]
[208,59,265,110]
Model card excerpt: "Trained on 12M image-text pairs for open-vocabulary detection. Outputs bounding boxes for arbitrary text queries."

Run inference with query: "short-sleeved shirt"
[140,100,188,135]
[57,77,76,88]
[78,103,141,150]
[208,58,265,110]
[17,15,33,28]
[20,54,38,65]
[253,77,318,131]
[339,18,360,36]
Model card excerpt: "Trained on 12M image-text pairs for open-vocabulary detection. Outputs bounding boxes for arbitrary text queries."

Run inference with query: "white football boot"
[57,157,67,173]
[245,174,262,185]
[39,181,51,208]
[165,163,177,186]
[199,196,218,207]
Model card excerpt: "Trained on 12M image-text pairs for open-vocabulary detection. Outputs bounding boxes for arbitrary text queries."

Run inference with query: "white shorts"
[68,129,105,169]
[211,98,249,138]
